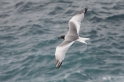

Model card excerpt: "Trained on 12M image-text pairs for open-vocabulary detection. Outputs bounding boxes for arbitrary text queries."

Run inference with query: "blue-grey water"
[0,0,124,82]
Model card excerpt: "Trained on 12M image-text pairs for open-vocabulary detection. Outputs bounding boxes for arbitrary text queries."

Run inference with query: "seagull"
[55,8,90,69]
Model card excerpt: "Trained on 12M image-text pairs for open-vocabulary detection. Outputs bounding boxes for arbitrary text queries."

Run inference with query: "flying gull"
[55,8,90,69]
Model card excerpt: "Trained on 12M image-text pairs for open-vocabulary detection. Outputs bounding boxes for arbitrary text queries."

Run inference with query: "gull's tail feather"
[77,37,90,44]
[55,59,62,69]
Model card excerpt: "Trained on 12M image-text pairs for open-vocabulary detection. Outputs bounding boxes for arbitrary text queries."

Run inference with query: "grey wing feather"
[59,40,72,47]
[68,22,77,35]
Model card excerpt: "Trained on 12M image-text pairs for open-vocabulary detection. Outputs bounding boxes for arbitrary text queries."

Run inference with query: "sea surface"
[0,0,124,82]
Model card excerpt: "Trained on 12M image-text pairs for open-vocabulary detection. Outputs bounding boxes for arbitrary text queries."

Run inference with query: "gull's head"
[58,35,65,39]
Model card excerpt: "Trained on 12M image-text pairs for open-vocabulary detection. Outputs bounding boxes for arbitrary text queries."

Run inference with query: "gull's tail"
[77,37,90,44]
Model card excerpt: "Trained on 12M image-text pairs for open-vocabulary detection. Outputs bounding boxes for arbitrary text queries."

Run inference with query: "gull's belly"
[65,34,78,41]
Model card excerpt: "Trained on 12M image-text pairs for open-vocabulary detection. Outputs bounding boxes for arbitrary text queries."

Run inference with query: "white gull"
[55,8,90,69]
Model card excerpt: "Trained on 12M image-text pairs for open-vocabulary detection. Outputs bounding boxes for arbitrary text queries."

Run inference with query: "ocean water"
[0,0,124,82]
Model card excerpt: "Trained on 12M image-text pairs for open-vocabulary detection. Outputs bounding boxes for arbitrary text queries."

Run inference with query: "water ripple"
[0,0,124,82]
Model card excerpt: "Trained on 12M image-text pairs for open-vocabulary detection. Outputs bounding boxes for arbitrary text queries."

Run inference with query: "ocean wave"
[0,0,124,82]
[105,14,124,21]
[15,1,46,14]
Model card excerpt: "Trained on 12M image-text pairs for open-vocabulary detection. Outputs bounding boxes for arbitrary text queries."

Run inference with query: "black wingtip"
[78,8,88,15]
[56,62,62,69]
[84,8,88,15]
[56,59,62,69]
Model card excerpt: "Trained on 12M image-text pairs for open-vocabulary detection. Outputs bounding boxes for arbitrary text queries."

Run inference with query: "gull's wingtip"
[55,59,62,69]
[78,8,88,15]
[84,8,88,15]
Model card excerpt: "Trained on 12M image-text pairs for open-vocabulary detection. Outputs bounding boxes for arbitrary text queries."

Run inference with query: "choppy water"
[0,0,124,82]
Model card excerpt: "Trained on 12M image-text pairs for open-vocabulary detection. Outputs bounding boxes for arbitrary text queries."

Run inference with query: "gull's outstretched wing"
[69,8,88,34]
[68,21,78,35]
[55,40,74,69]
